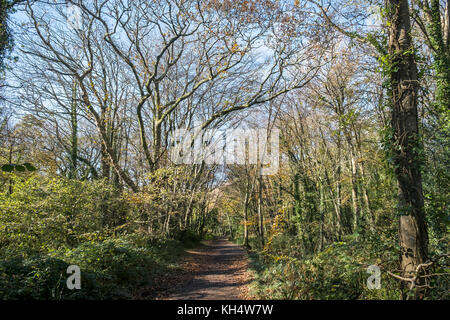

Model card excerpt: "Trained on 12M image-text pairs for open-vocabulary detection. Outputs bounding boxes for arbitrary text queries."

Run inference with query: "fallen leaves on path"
[158,238,252,300]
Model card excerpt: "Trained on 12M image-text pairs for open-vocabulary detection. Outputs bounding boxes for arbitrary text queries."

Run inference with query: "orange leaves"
[231,42,239,53]
[203,0,278,17]
[240,220,255,226]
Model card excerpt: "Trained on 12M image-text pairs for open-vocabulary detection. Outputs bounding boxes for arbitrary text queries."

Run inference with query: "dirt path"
[161,238,251,300]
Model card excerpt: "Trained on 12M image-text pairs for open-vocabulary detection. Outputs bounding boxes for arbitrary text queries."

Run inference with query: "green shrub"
[249,233,402,300]
[0,175,128,257]
[58,239,158,296]
[0,256,104,299]
[176,229,202,248]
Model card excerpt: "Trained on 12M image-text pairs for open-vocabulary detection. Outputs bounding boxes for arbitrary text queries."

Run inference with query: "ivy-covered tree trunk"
[387,0,429,299]
[426,0,450,130]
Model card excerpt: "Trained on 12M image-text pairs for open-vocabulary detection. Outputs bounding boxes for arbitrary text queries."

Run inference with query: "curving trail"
[162,237,251,300]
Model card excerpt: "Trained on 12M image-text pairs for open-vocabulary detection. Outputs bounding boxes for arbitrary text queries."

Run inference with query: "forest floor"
[155,237,251,300]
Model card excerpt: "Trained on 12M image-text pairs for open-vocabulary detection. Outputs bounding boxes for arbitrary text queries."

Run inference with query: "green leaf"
[1,164,14,172]
[23,163,37,171]
[14,165,26,172]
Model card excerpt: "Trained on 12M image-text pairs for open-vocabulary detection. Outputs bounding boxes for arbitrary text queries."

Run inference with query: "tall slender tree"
[387,0,429,299]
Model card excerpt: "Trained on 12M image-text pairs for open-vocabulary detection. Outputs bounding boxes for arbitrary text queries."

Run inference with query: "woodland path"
[160,237,251,300]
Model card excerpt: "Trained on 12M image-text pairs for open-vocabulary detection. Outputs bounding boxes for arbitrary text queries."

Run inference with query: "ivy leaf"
[1,164,14,172]
[23,163,37,171]
[14,165,26,172]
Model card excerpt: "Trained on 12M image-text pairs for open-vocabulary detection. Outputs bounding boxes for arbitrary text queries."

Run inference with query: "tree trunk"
[69,79,78,179]
[387,0,429,299]
[349,149,360,233]
[152,115,163,171]
[318,181,324,252]
[243,190,250,248]
[257,166,265,247]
